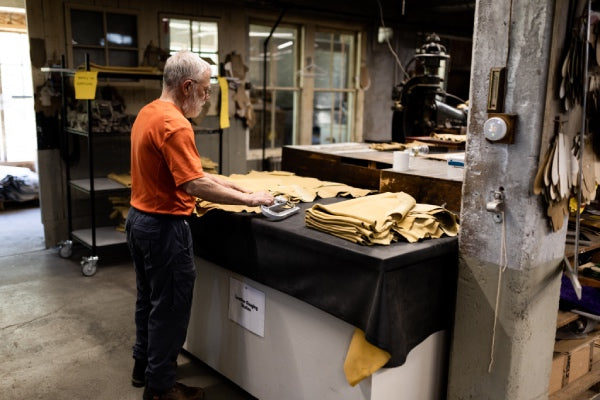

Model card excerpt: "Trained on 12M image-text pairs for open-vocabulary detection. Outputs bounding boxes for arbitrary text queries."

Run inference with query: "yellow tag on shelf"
[218,76,230,129]
[74,71,98,99]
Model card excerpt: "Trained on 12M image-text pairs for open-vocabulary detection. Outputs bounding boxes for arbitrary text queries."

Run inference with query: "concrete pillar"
[447,0,568,399]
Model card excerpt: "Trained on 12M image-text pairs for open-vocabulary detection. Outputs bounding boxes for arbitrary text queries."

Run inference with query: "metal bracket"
[486,189,505,223]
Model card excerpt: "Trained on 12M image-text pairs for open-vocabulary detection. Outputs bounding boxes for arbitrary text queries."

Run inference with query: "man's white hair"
[162,51,211,89]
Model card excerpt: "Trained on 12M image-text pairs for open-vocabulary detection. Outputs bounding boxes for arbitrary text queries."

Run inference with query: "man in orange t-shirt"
[125,51,273,400]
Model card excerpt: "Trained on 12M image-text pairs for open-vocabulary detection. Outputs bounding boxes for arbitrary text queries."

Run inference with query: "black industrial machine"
[391,33,468,143]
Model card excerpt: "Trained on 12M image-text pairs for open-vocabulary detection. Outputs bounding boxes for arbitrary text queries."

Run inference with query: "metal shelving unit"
[48,54,162,276]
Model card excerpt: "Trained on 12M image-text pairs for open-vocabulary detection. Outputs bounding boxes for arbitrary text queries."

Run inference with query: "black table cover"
[189,197,458,367]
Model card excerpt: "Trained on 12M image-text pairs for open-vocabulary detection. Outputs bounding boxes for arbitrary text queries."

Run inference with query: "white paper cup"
[393,151,410,171]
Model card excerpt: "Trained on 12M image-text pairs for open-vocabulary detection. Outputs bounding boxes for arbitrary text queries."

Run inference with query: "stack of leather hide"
[305,192,459,245]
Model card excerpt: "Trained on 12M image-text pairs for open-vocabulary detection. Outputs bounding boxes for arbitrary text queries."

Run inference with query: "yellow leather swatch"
[343,328,391,386]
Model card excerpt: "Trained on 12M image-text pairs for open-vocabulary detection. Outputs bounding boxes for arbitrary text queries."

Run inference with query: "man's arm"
[202,173,253,194]
[181,175,274,207]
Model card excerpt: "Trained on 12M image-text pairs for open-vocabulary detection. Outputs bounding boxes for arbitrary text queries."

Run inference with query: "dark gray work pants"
[125,207,196,392]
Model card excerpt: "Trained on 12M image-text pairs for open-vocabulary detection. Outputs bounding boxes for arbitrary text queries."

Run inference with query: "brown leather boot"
[142,382,204,400]
[132,359,179,388]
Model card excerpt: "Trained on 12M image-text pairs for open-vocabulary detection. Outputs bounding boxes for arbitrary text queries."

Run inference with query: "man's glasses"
[190,79,212,97]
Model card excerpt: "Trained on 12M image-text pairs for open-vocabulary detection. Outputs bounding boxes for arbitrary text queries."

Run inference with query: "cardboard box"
[554,335,595,385]
[569,343,593,383]
[549,353,567,394]
[593,338,600,365]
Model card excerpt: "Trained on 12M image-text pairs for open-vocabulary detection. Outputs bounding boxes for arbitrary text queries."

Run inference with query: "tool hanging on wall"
[533,118,579,231]
[559,4,588,112]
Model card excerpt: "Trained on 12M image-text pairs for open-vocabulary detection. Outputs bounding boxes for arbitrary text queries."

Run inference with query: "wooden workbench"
[281,143,464,212]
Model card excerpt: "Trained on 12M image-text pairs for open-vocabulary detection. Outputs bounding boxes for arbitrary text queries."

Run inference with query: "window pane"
[107,13,138,48]
[73,48,105,68]
[71,10,104,46]
[313,91,350,144]
[160,17,219,77]
[199,53,219,78]
[108,49,138,67]
[270,29,296,87]
[314,32,354,89]
[274,90,295,147]
[191,21,200,51]
[167,18,191,51]
[249,24,297,88]
[192,21,218,53]
[248,25,267,87]
[249,89,296,150]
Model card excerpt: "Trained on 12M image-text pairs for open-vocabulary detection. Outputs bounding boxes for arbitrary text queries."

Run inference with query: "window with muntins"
[248,24,299,156]
[312,31,356,145]
[247,22,359,157]
[68,8,139,68]
[160,16,219,78]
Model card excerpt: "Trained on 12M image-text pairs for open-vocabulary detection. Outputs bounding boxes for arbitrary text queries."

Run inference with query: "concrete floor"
[0,202,256,400]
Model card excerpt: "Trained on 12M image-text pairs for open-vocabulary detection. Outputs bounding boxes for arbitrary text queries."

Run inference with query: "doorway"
[0,6,36,164]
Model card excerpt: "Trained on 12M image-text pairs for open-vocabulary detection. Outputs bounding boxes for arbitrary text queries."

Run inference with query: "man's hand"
[246,191,275,207]
[182,176,274,207]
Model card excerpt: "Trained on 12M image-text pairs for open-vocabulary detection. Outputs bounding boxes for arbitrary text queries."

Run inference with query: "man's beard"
[181,90,205,118]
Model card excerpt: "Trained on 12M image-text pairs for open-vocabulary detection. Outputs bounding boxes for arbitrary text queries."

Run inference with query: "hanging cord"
[488,0,513,373]
[488,210,508,372]
[376,0,408,79]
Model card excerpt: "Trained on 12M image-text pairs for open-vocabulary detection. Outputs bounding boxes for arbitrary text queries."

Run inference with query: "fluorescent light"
[249,32,294,39]
[277,41,293,50]
[0,7,25,14]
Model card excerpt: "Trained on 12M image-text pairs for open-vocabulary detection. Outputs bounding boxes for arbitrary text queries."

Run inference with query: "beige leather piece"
[392,227,421,243]
[344,328,391,387]
[108,197,130,233]
[432,133,467,143]
[272,184,318,202]
[107,173,132,187]
[368,142,406,151]
[194,170,374,216]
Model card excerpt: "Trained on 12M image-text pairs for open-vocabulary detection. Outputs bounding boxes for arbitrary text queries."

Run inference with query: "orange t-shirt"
[130,99,204,215]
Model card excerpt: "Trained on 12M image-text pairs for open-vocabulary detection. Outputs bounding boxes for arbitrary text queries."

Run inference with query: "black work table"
[189,197,458,367]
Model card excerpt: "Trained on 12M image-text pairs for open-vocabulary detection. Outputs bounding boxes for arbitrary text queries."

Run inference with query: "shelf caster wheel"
[58,240,73,258]
[81,256,99,277]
